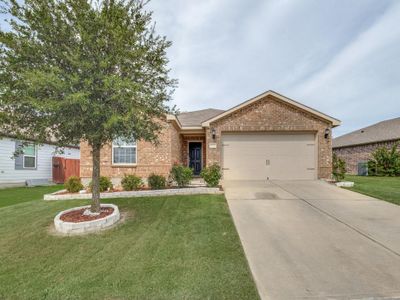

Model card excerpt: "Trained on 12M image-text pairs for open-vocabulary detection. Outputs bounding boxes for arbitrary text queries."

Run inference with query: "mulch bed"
[56,186,207,195]
[60,207,114,223]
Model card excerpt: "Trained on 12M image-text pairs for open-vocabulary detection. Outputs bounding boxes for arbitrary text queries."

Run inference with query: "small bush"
[64,176,83,193]
[121,174,143,191]
[170,164,193,187]
[367,143,400,176]
[148,174,166,190]
[89,176,113,192]
[200,164,222,187]
[332,153,346,181]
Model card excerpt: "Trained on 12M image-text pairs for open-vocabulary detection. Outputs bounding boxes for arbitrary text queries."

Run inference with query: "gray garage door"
[222,133,316,180]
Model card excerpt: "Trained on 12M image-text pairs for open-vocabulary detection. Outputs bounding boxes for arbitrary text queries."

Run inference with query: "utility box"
[357,161,368,176]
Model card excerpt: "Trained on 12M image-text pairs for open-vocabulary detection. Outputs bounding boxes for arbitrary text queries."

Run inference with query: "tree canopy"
[0,0,177,212]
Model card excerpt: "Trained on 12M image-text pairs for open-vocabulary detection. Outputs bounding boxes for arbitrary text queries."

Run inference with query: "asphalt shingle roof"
[333,117,400,148]
[177,108,224,127]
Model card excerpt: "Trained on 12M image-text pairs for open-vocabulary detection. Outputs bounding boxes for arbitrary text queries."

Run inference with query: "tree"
[367,142,400,176]
[332,153,346,181]
[0,0,176,212]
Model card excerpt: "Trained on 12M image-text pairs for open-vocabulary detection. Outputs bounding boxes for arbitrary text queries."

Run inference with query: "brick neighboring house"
[333,117,400,175]
[80,90,340,186]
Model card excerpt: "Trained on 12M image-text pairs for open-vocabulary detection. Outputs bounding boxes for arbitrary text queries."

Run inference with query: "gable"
[202,90,340,127]
[209,95,331,130]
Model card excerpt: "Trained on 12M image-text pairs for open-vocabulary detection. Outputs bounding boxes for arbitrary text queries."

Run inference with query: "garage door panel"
[268,157,315,180]
[222,133,316,180]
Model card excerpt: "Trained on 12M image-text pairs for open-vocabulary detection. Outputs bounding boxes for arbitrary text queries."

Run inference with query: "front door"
[189,142,202,175]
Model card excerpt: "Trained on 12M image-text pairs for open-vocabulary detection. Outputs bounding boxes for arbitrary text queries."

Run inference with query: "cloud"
[292,1,400,97]
[2,0,399,136]
[149,0,399,136]
[288,1,400,136]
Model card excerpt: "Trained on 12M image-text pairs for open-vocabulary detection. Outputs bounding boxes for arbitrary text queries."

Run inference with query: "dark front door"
[189,142,202,175]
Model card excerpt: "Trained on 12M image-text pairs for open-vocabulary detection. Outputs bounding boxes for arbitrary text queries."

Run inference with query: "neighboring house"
[80,90,340,186]
[0,136,80,188]
[333,117,400,175]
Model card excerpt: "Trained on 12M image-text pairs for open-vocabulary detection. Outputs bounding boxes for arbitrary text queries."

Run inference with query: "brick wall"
[205,95,333,179]
[80,94,335,183]
[80,122,182,186]
[170,123,183,165]
[333,140,399,174]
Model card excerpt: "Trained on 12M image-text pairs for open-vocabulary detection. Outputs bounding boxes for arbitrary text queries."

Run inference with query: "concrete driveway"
[225,180,400,300]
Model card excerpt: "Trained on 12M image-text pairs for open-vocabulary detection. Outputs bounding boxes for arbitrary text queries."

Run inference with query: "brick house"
[80,90,340,186]
[333,117,400,174]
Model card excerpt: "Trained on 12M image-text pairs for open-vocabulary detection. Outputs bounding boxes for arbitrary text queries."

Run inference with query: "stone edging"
[44,187,223,201]
[54,204,120,235]
[335,181,355,187]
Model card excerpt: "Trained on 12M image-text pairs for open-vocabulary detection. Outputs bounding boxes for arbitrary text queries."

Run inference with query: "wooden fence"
[52,157,80,183]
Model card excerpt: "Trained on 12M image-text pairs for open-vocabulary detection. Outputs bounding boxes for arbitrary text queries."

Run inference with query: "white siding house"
[0,137,80,187]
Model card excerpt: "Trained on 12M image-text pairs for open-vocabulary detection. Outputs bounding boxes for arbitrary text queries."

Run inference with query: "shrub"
[64,176,84,193]
[170,164,193,187]
[89,176,113,192]
[200,164,222,187]
[332,153,346,181]
[367,143,400,176]
[121,174,143,191]
[148,174,166,190]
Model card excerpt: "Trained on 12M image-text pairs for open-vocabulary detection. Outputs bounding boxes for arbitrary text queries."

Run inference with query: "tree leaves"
[368,142,400,176]
[332,153,346,181]
[1,0,177,148]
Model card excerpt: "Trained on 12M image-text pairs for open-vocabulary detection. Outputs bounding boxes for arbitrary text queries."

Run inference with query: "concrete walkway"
[225,180,400,300]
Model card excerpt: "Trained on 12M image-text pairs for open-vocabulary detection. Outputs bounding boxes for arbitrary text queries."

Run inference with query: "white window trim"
[112,140,137,166]
[22,144,37,169]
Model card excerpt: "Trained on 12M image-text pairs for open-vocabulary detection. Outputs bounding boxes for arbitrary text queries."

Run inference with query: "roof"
[333,117,400,148]
[201,90,341,127]
[0,128,79,149]
[177,108,225,127]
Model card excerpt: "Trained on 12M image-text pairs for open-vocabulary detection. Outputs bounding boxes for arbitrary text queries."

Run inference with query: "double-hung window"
[23,143,37,169]
[112,138,137,165]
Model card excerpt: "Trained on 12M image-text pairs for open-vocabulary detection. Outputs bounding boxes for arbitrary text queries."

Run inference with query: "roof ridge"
[178,108,224,114]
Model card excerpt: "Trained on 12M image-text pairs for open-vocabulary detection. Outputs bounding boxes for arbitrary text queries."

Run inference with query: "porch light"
[324,128,330,139]
[211,128,216,140]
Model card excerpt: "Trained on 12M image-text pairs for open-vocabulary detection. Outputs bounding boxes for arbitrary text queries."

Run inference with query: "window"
[112,138,137,165]
[23,143,37,169]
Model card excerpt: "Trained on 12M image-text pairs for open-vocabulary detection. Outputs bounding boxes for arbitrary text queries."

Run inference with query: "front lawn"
[0,185,62,208]
[345,175,400,205]
[0,194,259,299]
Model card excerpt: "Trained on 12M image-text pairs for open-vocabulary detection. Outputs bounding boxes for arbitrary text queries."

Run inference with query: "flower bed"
[54,204,120,235]
[44,187,223,201]
[60,207,114,222]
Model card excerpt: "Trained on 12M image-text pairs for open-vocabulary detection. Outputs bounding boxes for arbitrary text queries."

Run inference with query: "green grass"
[0,185,62,208]
[0,194,259,299]
[345,175,400,205]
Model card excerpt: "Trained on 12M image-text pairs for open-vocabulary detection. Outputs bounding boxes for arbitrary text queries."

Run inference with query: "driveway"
[225,180,400,300]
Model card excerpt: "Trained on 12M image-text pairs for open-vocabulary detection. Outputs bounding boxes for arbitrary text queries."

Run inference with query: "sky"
[147,0,400,137]
[1,0,400,137]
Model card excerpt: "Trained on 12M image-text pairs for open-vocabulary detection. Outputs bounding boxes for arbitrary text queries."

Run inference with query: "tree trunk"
[90,144,101,213]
